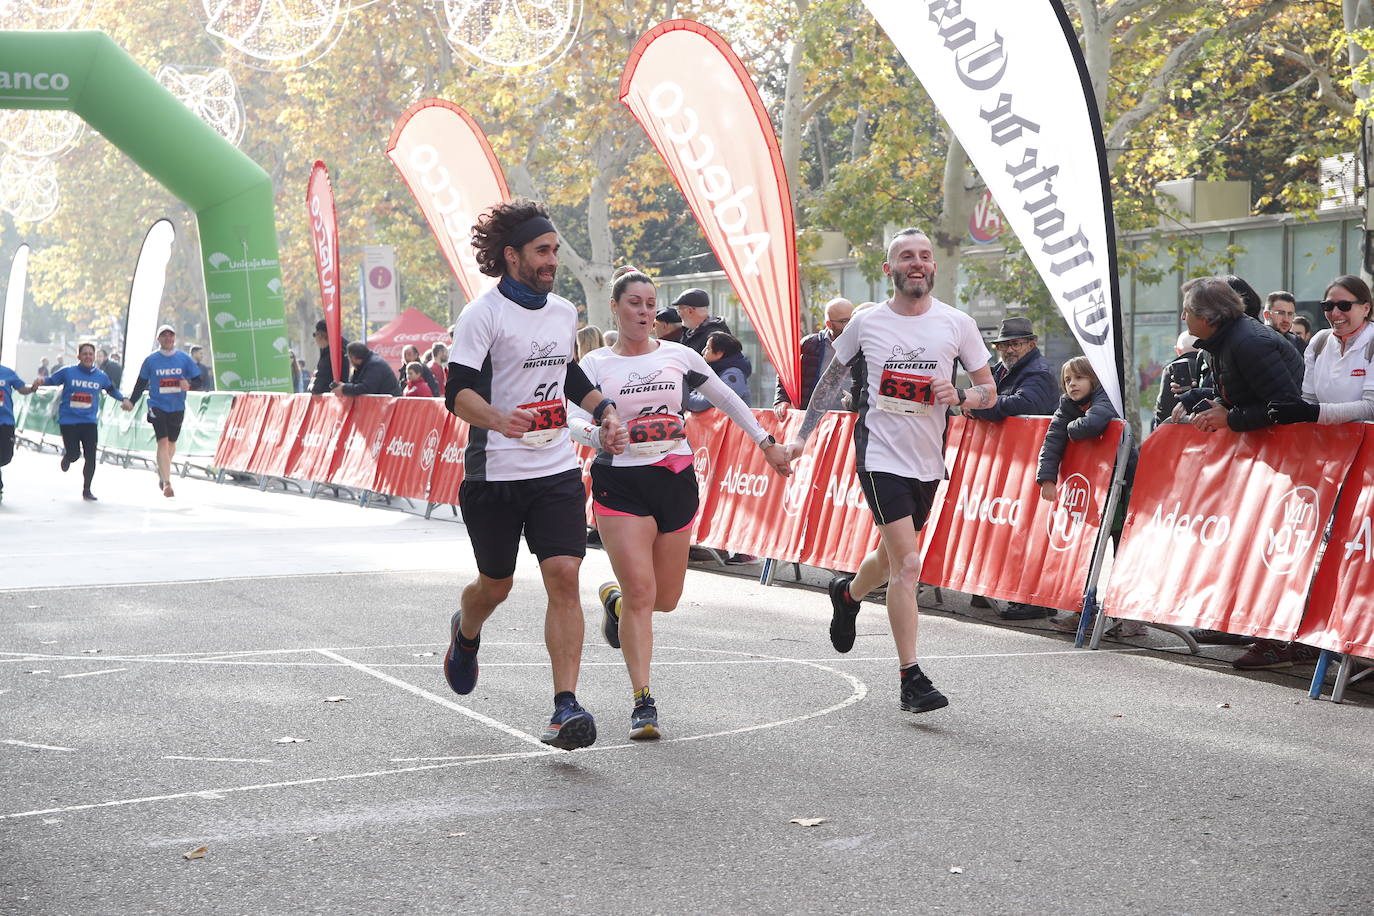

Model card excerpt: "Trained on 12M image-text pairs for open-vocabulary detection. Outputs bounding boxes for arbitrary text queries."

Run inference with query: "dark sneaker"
[827,576,861,653]
[1233,639,1298,670]
[999,602,1054,621]
[81,490,97,502]
[443,610,479,695]
[629,697,660,740]
[598,581,622,649]
[1189,628,1252,646]
[900,670,949,713]
[60,455,72,472]
[541,700,597,750]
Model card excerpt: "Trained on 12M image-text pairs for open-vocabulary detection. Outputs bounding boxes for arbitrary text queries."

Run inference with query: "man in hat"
[773,297,854,418]
[963,316,1058,620]
[654,307,685,343]
[674,288,730,354]
[127,324,202,498]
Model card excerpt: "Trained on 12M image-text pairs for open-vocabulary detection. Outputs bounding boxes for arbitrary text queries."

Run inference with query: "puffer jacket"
[1193,316,1303,431]
[1037,385,1137,484]
[339,351,402,397]
[680,316,732,354]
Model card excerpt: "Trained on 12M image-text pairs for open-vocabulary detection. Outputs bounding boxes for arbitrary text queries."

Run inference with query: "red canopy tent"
[367,307,450,369]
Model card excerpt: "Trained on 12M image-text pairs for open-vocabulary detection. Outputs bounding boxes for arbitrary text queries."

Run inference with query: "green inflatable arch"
[0,29,290,392]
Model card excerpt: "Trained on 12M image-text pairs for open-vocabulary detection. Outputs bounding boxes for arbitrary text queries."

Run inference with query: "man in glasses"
[773,297,855,418]
[1264,290,1305,354]
[962,316,1059,620]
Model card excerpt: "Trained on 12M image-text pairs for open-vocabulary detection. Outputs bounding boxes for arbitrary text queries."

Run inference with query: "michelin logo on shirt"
[523,340,565,369]
[885,345,935,371]
[620,369,676,395]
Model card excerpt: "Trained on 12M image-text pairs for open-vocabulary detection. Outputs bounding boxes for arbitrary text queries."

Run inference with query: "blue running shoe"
[629,696,660,740]
[540,698,597,750]
[443,610,479,695]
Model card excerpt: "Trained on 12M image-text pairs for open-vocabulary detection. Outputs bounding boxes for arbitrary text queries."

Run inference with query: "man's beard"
[894,269,933,298]
[514,258,555,294]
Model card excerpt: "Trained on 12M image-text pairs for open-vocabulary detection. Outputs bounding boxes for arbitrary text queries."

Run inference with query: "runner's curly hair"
[471,198,551,278]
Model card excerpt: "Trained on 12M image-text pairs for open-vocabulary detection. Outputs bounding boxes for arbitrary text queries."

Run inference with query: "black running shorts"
[459,468,587,579]
[858,471,940,529]
[590,461,699,534]
[148,408,185,443]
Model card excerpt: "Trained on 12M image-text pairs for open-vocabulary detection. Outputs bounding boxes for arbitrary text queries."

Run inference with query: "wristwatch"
[592,398,616,423]
[758,434,777,450]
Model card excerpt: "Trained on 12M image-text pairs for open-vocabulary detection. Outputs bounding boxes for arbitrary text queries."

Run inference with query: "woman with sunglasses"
[1268,275,1374,426]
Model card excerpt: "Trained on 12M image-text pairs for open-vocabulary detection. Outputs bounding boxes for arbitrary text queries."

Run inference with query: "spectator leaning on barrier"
[404,362,432,397]
[311,319,350,394]
[962,315,1059,620]
[773,297,853,419]
[1152,332,1202,429]
[1264,290,1304,354]
[1173,276,1303,433]
[653,307,684,343]
[675,288,730,354]
[334,341,401,397]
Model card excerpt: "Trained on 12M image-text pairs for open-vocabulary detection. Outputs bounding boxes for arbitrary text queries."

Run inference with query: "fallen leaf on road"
[949,866,965,875]
[413,652,436,658]
[1217,703,1231,709]
[1111,714,1124,718]
[789,818,826,827]
[446,832,467,838]
[306,836,320,843]
[323,696,350,703]
[274,736,308,744]
[183,846,208,860]
[82,649,100,655]
[25,670,50,675]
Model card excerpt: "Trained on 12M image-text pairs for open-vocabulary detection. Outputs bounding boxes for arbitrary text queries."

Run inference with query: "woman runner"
[571,267,790,739]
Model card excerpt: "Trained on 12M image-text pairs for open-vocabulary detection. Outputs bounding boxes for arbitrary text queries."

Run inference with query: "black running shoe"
[827,575,861,653]
[598,581,622,649]
[81,490,97,502]
[629,697,660,740]
[60,455,71,472]
[900,670,949,713]
[541,699,597,750]
[443,610,479,695]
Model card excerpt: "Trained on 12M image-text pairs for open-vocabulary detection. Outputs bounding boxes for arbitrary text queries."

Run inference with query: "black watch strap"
[592,398,616,423]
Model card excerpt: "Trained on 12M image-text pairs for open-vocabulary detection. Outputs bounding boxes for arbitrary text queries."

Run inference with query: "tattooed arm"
[783,352,853,461]
[932,365,998,409]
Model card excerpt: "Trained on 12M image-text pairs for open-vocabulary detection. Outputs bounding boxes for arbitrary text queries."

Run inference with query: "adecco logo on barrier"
[439,439,465,468]
[1047,473,1092,552]
[1147,501,1231,547]
[1345,515,1374,562]
[954,486,1022,526]
[369,422,388,459]
[718,465,769,498]
[420,429,441,472]
[384,433,416,459]
[783,453,814,518]
[1260,486,1320,575]
[823,475,866,509]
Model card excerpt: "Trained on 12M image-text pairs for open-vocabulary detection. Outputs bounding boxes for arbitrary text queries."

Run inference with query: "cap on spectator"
[156,324,176,336]
[990,316,1035,343]
[656,307,682,324]
[672,288,710,311]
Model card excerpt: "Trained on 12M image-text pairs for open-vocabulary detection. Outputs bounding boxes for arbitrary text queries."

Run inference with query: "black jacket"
[968,347,1058,421]
[1037,386,1137,484]
[775,330,834,409]
[339,350,401,397]
[1193,316,1303,431]
[311,338,350,395]
[680,316,732,354]
[1152,351,1203,427]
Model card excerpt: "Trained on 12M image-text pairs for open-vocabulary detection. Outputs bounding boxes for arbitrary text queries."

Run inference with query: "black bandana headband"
[504,215,556,251]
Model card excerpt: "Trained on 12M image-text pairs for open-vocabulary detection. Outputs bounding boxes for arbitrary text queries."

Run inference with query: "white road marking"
[312,648,551,751]
[3,739,75,752]
[58,668,128,679]
[162,756,275,764]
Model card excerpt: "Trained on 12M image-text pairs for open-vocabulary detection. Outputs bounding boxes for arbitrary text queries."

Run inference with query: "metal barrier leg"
[1332,655,1352,704]
[759,558,775,586]
[1076,589,1098,649]
[1309,650,1335,699]
[425,500,435,520]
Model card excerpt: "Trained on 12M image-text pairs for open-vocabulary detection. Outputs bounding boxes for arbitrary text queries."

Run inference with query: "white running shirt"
[449,285,579,482]
[831,298,989,480]
[571,341,767,467]
[1302,322,1374,423]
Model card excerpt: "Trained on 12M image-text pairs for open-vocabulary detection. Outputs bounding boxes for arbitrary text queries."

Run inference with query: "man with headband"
[442,198,628,751]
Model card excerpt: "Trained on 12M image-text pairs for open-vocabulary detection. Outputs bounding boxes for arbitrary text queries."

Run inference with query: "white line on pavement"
[58,668,128,679]
[3,739,75,752]
[162,756,276,764]
[312,648,552,752]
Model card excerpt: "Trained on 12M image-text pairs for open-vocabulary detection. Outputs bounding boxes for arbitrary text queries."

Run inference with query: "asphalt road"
[1,444,1369,915]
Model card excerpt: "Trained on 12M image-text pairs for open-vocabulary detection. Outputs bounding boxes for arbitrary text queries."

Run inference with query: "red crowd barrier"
[212,400,1374,661]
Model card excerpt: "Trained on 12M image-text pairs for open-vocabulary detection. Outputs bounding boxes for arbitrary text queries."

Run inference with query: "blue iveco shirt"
[0,364,24,426]
[47,365,124,424]
[137,350,201,413]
